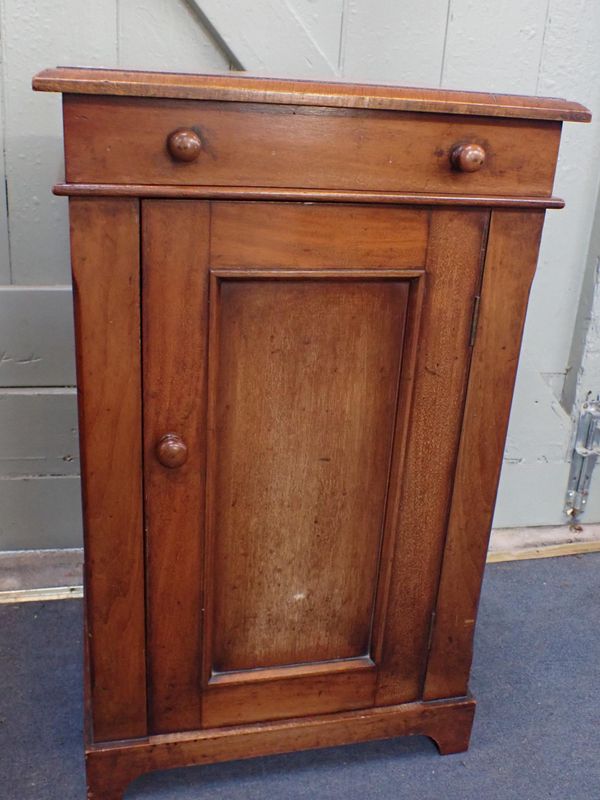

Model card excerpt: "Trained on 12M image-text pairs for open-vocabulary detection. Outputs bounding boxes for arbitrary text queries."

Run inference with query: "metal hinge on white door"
[564,398,600,521]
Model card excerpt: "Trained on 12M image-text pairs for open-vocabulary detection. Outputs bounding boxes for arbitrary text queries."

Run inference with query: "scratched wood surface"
[207,277,410,671]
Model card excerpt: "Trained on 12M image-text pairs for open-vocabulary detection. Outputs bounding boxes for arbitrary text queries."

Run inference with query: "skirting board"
[0,548,83,603]
[0,585,84,602]
[487,523,600,563]
[1,525,600,603]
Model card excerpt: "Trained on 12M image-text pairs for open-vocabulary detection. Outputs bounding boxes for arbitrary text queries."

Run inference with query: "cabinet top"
[33,67,591,123]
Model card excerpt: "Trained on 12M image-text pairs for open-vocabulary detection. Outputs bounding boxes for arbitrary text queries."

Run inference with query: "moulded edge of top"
[32,67,592,123]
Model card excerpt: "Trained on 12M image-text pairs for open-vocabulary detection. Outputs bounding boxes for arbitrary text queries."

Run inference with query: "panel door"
[142,200,488,734]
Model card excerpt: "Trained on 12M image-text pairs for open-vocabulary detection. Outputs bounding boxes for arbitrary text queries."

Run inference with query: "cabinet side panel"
[142,200,209,733]
[424,210,544,700]
[69,197,147,742]
[375,209,489,705]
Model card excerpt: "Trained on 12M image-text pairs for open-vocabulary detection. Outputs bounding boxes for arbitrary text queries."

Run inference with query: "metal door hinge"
[565,398,600,522]
[469,295,481,347]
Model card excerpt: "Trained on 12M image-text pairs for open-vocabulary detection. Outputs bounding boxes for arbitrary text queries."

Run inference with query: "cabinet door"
[142,200,488,734]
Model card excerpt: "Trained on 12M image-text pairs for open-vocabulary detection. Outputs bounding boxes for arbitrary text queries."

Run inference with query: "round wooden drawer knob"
[156,433,188,468]
[450,142,486,172]
[167,128,202,162]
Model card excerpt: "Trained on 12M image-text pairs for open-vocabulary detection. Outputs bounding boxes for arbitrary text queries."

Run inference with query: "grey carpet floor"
[0,553,598,800]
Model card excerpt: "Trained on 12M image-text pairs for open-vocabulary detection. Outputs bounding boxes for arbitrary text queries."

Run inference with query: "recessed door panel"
[206,277,409,674]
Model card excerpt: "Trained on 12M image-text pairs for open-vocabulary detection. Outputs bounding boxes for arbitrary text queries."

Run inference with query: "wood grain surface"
[207,277,410,672]
[69,197,147,743]
[84,697,476,800]
[34,66,591,121]
[423,210,545,700]
[49,66,578,799]
[210,202,428,267]
[53,183,565,208]
[142,200,210,734]
[62,96,562,197]
[374,209,489,705]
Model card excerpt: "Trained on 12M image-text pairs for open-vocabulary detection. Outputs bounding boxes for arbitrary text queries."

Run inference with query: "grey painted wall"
[1,0,600,549]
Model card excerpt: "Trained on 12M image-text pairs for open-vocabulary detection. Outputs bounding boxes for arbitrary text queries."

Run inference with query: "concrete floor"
[0,553,598,799]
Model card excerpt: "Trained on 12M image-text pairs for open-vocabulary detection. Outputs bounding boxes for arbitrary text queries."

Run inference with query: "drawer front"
[63,95,561,196]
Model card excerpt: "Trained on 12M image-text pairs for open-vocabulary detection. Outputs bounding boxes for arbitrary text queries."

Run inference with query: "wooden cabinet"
[33,68,589,800]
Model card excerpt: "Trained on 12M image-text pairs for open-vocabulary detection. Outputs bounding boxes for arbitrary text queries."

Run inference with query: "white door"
[1,0,599,552]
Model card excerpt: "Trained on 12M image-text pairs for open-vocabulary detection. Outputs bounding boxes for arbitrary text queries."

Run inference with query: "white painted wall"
[0,0,599,548]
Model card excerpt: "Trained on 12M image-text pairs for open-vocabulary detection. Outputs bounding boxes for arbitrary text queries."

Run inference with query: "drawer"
[63,95,561,196]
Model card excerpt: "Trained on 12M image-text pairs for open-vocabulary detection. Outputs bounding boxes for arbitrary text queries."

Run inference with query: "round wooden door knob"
[167,128,202,162]
[156,433,188,468]
[450,142,486,172]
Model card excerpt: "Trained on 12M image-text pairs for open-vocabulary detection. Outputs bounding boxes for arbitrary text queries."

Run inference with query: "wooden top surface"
[33,67,591,123]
